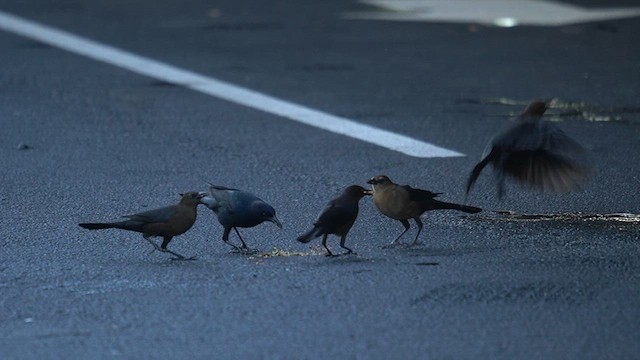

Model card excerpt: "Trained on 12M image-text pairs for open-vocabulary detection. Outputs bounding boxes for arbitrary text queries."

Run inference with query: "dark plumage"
[79,191,206,260]
[297,185,372,256]
[201,184,282,253]
[467,100,591,198]
[368,175,481,246]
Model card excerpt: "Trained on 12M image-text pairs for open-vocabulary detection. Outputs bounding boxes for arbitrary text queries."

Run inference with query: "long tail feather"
[79,221,144,232]
[79,223,114,230]
[431,201,482,214]
[297,227,322,243]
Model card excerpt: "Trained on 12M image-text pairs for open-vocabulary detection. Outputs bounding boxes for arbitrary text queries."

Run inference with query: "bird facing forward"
[79,191,207,260]
[368,175,481,246]
[200,184,282,253]
[466,100,591,198]
[297,185,372,256]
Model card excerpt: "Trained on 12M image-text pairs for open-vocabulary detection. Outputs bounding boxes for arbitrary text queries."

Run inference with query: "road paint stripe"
[345,0,640,27]
[0,10,463,158]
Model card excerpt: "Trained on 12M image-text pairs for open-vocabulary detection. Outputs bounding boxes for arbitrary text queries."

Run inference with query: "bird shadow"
[400,245,504,258]
[323,253,373,263]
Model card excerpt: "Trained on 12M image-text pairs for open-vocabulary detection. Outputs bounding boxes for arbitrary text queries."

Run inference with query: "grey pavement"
[0,0,639,359]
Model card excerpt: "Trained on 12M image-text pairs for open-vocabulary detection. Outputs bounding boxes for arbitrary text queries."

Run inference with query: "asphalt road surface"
[1,0,639,359]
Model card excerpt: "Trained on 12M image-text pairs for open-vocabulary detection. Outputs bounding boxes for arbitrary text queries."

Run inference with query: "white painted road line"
[345,0,640,27]
[0,10,463,158]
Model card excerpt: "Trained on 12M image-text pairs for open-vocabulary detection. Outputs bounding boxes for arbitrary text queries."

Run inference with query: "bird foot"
[170,255,197,261]
[242,248,259,255]
[230,247,259,255]
[382,242,405,249]
[408,241,423,247]
[325,252,337,257]
[341,251,356,256]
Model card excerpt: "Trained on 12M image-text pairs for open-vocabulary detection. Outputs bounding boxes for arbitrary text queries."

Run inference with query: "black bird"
[200,184,282,253]
[467,100,591,198]
[297,185,372,256]
[368,175,482,246]
[79,192,207,260]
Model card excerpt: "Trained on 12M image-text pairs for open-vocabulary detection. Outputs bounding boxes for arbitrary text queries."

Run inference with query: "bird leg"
[410,217,424,246]
[165,249,197,261]
[160,236,196,261]
[144,235,163,253]
[322,234,335,257]
[143,235,196,261]
[383,219,411,248]
[233,227,258,255]
[339,235,355,255]
[222,227,244,252]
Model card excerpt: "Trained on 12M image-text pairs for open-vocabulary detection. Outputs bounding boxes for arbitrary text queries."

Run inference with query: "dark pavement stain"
[203,22,283,31]
[405,246,503,257]
[286,64,356,72]
[148,80,178,88]
[15,40,53,49]
[413,280,600,306]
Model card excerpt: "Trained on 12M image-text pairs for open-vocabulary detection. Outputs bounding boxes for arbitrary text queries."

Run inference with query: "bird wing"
[208,184,241,192]
[207,184,241,213]
[314,200,357,231]
[494,120,584,154]
[491,119,590,192]
[500,150,590,192]
[466,148,497,194]
[124,205,177,224]
[402,185,441,202]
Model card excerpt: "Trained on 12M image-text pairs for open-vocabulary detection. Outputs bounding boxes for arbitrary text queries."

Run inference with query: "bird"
[297,185,372,256]
[79,191,207,260]
[466,100,591,198]
[200,184,282,253]
[367,175,482,246]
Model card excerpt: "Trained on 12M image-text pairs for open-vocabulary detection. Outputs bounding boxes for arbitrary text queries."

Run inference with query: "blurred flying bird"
[297,185,372,256]
[467,100,591,198]
[368,175,481,246]
[200,184,282,253]
[79,191,207,260]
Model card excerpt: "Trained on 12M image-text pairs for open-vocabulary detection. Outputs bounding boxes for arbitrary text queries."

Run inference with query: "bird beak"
[269,215,283,229]
[367,179,376,185]
[363,189,373,196]
[197,192,208,199]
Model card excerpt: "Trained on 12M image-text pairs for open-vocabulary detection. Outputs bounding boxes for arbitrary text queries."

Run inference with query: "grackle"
[297,185,372,256]
[467,100,591,198]
[79,191,206,260]
[368,175,481,246]
[200,184,282,253]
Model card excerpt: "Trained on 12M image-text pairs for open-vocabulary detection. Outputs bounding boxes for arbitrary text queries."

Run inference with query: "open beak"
[197,192,208,199]
[363,189,373,195]
[270,215,283,229]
